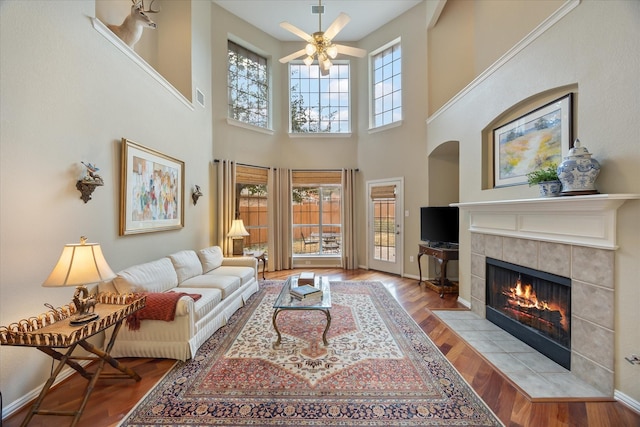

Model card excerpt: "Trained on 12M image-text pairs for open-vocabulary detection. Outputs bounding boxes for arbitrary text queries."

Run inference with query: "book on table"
[291,292,323,304]
[290,284,323,300]
[298,272,315,286]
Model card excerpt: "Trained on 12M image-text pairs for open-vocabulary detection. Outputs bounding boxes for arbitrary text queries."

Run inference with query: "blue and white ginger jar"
[557,139,600,195]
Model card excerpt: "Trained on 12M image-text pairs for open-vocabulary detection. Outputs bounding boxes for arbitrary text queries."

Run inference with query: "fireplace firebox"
[486,258,571,369]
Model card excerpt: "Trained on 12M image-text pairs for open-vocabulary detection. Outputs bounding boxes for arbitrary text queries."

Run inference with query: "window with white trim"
[228,40,269,128]
[289,62,351,133]
[371,39,402,128]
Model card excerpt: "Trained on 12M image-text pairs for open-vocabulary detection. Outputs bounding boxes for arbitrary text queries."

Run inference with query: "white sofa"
[97,246,259,361]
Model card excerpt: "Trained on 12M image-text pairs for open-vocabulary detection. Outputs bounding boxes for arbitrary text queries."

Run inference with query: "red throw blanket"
[126,292,202,331]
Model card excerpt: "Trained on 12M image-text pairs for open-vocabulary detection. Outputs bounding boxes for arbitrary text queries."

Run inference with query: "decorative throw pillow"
[113,258,178,294]
[198,246,224,273]
[168,250,203,283]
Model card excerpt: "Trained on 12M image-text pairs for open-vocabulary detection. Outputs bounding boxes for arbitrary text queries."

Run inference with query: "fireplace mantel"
[454,194,639,250]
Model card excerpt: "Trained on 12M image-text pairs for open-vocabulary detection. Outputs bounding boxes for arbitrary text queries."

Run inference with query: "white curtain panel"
[341,169,357,269]
[216,160,236,255]
[267,167,293,271]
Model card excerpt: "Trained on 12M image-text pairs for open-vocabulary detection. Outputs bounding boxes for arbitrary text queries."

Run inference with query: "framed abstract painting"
[120,138,184,235]
[493,94,572,188]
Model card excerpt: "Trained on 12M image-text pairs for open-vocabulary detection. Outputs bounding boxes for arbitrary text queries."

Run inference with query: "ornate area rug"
[120,281,503,426]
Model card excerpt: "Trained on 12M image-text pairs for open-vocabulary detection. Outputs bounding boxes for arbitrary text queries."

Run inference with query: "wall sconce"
[192,185,203,205]
[76,162,104,203]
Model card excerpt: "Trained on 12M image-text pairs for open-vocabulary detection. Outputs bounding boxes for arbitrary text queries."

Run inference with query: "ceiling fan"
[279,0,367,76]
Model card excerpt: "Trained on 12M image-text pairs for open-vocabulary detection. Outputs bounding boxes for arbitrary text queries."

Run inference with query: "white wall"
[0,0,212,411]
[427,0,640,401]
[356,2,430,274]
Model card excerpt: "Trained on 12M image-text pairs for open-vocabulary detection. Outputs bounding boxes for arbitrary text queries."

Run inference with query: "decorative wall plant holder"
[77,162,104,203]
[192,185,203,205]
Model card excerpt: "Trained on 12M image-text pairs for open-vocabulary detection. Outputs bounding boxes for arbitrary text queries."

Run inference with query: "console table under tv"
[418,244,459,297]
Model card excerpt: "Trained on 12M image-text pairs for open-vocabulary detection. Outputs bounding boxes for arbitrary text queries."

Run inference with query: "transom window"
[228,40,269,128]
[371,39,402,128]
[289,63,350,133]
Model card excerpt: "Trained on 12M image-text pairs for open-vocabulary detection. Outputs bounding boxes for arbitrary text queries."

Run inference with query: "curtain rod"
[213,159,269,170]
[293,168,359,172]
[214,159,358,172]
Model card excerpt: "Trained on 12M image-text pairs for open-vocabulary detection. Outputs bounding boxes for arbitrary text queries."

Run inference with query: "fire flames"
[501,275,568,331]
[507,277,550,310]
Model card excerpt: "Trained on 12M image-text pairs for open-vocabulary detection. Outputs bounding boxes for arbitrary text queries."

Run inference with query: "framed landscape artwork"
[493,94,572,188]
[120,138,184,235]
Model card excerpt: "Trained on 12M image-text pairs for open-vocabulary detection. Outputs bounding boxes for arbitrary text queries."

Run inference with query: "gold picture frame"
[120,138,184,235]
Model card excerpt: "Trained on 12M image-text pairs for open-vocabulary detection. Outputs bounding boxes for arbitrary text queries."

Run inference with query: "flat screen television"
[420,206,459,246]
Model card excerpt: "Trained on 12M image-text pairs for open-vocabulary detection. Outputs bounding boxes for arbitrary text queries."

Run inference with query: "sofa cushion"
[198,246,224,273]
[113,258,178,294]
[169,250,203,283]
[175,287,223,323]
[179,274,241,299]
[206,265,255,286]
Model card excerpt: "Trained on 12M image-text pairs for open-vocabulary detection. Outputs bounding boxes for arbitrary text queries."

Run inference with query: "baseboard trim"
[614,389,640,414]
[1,360,91,420]
[457,296,471,308]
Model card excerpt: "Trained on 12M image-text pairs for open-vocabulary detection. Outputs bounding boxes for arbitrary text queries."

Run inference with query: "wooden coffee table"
[272,275,331,346]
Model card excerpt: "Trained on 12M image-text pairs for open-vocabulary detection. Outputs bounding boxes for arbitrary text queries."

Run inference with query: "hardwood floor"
[4,268,639,427]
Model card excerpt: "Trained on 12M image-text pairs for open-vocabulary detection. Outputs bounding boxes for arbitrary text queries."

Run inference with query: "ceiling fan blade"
[335,44,367,58]
[324,13,351,41]
[280,21,312,42]
[279,49,307,63]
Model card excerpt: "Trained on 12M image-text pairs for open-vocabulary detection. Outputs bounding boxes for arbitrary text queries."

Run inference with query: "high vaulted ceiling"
[212,0,424,42]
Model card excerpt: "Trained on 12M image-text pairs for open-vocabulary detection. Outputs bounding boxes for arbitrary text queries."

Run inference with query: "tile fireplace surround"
[455,194,639,396]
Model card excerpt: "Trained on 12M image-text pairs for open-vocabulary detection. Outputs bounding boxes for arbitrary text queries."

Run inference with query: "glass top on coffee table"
[272,274,332,346]
[273,274,331,309]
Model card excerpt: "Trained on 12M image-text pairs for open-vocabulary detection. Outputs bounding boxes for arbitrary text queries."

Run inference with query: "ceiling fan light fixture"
[326,44,338,59]
[321,56,332,70]
[305,43,317,56]
[303,55,314,67]
[279,1,366,69]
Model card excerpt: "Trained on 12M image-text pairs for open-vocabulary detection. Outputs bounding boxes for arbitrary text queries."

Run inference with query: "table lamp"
[43,237,116,324]
[227,219,249,256]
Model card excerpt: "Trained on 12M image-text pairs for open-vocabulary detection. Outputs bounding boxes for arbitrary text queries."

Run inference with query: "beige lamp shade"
[227,219,249,238]
[43,240,116,287]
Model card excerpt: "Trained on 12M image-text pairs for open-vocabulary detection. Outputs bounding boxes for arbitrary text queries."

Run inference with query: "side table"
[418,244,459,297]
[243,250,267,280]
[255,251,267,280]
[0,293,146,427]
